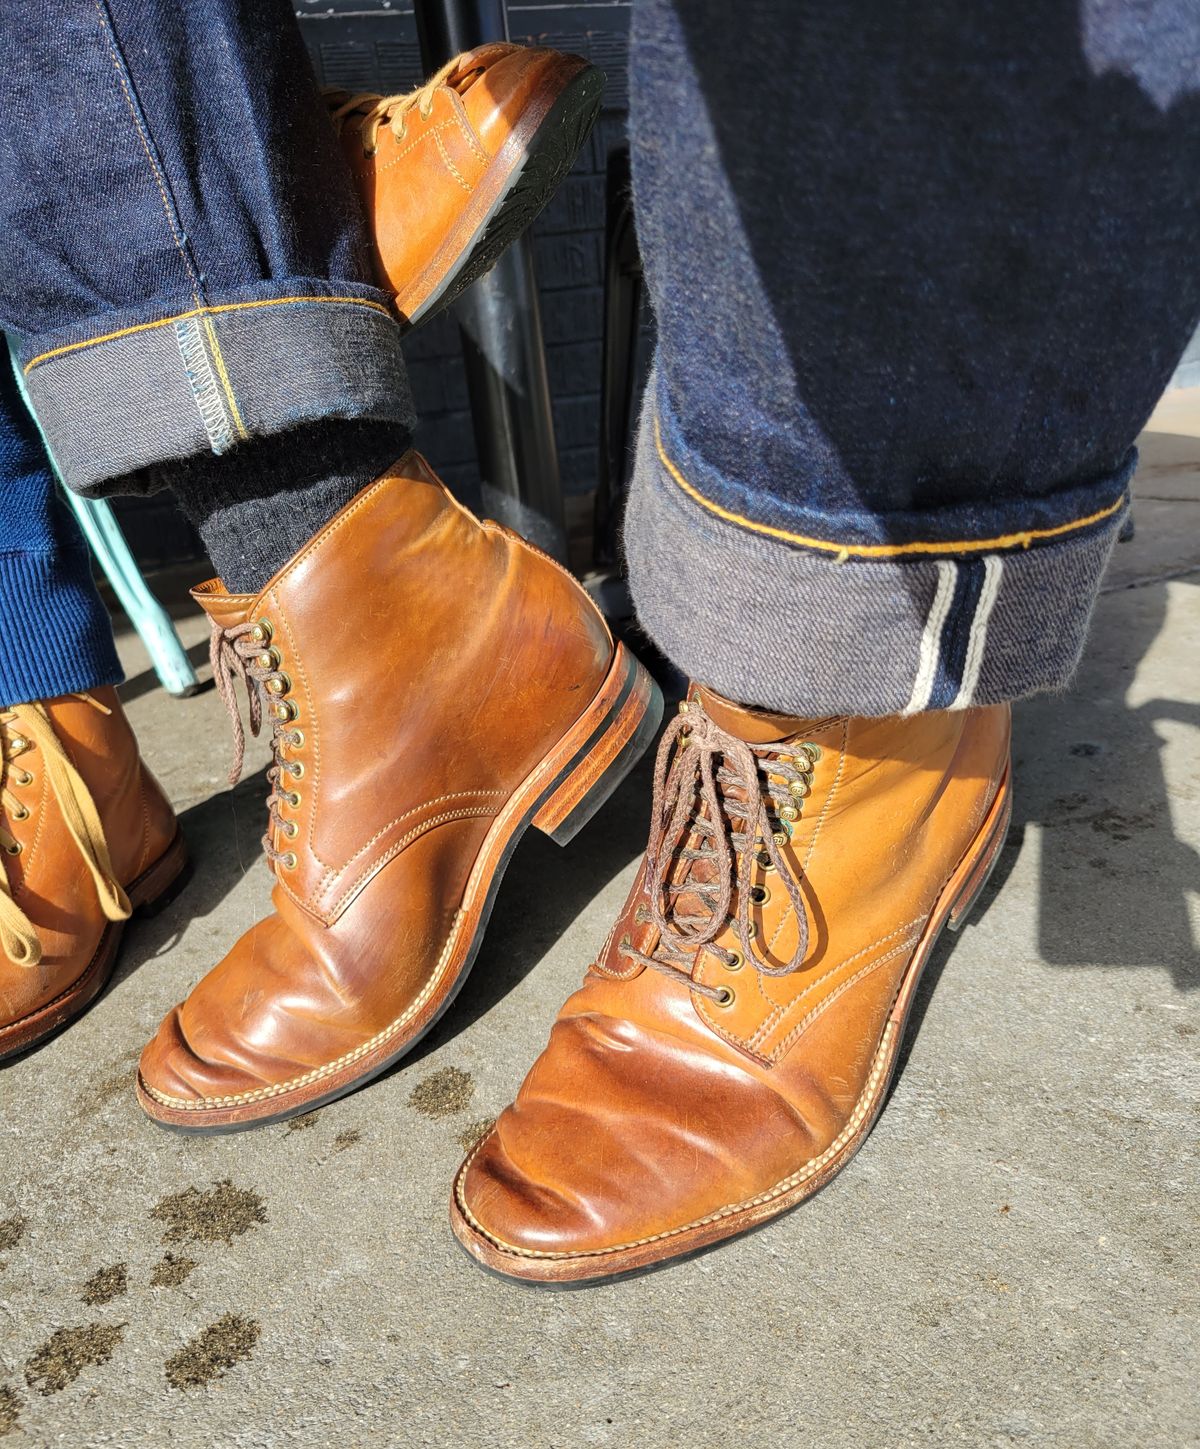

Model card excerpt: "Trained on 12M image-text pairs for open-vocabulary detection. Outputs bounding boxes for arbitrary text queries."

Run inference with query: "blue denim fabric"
[0,0,413,498]
[624,0,1200,714]
[0,348,122,709]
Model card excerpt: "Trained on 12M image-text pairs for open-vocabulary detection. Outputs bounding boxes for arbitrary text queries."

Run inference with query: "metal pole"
[415,0,568,561]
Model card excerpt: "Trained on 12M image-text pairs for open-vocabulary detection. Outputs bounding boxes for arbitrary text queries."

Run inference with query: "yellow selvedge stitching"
[201,316,248,441]
[454,1016,901,1261]
[141,905,468,1110]
[655,414,1128,559]
[25,297,394,373]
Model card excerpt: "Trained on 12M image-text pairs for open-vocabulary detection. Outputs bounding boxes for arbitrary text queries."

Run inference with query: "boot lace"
[209,616,304,873]
[0,697,132,968]
[325,53,484,155]
[618,699,821,1003]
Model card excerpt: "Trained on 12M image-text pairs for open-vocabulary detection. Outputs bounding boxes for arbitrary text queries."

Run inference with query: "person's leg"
[0,352,181,1056]
[451,0,1200,1282]
[0,0,413,594]
[0,353,121,708]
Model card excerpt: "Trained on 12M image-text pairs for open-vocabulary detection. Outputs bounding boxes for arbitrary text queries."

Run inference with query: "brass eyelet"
[756,849,774,871]
[788,778,810,799]
[250,619,273,644]
[288,730,305,749]
[9,736,28,754]
[750,884,771,906]
[773,830,790,846]
[282,820,298,839]
[266,673,292,696]
[280,852,298,870]
[725,951,743,973]
[727,916,756,939]
[257,647,282,672]
[714,985,735,1007]
[779,804,800,823]
[800,742,822,762]
[12,806,29,822]
[287,791,302,809]
[289,761,305,780]
[272,699,298,724]
[4,842,21,856]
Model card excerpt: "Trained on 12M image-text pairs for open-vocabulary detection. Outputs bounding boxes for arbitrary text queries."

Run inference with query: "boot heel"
[532,644,664,847]
[946,776,1012,933]
[128,829,192,918]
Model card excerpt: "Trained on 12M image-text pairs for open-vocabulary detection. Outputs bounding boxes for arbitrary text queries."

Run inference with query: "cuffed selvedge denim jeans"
[0,0,413,502]
[623,1,1200,715]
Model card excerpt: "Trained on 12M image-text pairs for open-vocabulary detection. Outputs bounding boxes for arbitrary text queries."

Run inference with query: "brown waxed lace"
[618,700,816,1002]
[209,618,303,872]
[325,54,483,155]
[0,697,132,967]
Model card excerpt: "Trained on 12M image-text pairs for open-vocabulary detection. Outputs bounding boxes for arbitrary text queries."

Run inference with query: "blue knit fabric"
[0,349,121,708]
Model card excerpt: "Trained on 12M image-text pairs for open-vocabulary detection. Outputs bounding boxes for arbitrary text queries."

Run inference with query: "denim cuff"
[15,280,414,498]
[0,546,122,707]
[624,399,1128,717]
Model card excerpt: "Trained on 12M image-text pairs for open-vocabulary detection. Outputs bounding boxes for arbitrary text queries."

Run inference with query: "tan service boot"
[136,452,663,1131]
[0,689,187,1060]
[451,687,1012,1283]
[329,44,603,327]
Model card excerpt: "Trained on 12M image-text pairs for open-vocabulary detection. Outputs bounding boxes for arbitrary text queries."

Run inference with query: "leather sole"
[448,769,1014,1285]
[0,827,191,1064]
[136,643,665,1132]
[398,56,604,328]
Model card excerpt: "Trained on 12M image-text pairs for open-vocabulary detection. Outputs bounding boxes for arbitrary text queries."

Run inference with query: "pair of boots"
[0,47,1012,1285]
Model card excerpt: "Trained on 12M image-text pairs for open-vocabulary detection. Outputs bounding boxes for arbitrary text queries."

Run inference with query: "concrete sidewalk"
[0,405,1197,1448]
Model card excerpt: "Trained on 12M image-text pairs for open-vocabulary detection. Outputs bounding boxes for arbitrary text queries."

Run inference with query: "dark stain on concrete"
[0,1386,21,1438]
[332,1128,361,1153]
[24,1324,125,1396]
[286,1110,322,1134]
[151,1180,266,1247]
[0,1216,26,1261]
[409,1066,475,1118]
[1176,1023,1197,1038]
[76,1050,141,1117]
[456,1116,496,1152]
[151,1253,198,1288]
[81,1263,127,1306]
[165,1315,260,1390]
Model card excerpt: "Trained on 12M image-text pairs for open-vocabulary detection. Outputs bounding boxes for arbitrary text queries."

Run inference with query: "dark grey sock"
[167,419,411,593]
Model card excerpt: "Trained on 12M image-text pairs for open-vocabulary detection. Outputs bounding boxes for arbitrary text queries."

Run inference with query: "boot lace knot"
[0,697,132,968]
[209,616,304,874]
[618,698,820,1003]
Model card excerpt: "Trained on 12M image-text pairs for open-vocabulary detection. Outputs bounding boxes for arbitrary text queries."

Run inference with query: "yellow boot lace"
[325,53,483,155]
[0,697,132,968]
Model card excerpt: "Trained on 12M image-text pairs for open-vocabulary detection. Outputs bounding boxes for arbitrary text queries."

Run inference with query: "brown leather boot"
[329,44,602,327]
[0,689,187,1060]
[136,452,663,1131]
[451,688,1012,1283]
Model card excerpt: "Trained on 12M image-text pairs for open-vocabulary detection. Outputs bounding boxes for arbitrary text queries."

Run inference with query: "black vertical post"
[414,0,568,561]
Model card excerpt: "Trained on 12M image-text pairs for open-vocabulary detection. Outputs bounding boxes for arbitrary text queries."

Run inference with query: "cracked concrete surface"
[0,400,1196,1447]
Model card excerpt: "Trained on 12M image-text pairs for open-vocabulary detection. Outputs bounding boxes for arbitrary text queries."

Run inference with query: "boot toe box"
[453,1005,820,1272]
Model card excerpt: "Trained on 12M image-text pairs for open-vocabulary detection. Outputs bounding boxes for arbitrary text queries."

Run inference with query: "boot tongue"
[694,686,812,744]
[190,577,258,632]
